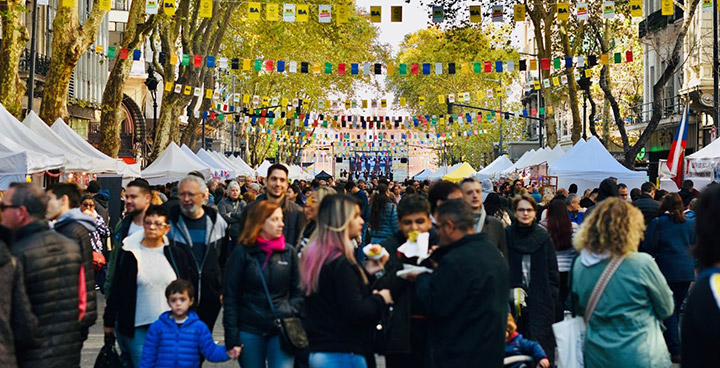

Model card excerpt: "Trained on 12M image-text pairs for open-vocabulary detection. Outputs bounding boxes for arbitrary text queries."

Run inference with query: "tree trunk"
[98,0,156,157]
[150,91,189,160]
[599,66,630,155]
[39,0,107,123]
[559,24,582,144]
[0,0,29,118]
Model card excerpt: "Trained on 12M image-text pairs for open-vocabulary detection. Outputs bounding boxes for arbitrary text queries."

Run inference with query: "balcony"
[639,7,684,39]
[19,48,51,77]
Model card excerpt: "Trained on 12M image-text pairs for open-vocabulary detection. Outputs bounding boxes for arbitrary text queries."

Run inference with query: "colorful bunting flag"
[370,6,382,22]
[199,0,212,18]
[514,4,525,21]
[266,3,279,21]
[557,3,569,21]
[469,5,482,22]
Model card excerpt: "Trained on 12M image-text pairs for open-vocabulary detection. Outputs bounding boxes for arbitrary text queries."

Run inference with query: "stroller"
[503,355,534,368]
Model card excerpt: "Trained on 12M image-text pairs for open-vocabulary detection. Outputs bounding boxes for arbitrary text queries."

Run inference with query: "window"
[69,118,89,140]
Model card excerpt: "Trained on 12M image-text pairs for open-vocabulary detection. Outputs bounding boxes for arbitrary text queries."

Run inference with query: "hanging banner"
[703,0,713,12]
[283,4,296,22]
[99,0,111,11]
[146,0,158,14]
[469,5,482,22]
[370,6,382,22]
[557,3,569,21]
[432,6,444,23]
[199,0,212,18]
[602,1,615,18]
[577,3,589,20]
[266,3,279,21]
[661,0,674,15]
[514,4,525,21]
[61,0,74,7]
[336,5,349,23]
[630,0,643,16]
[248,2,261,20]
[296,4,309,22]
[163,0,175,15]
[492,5,503,22]
[391,6,403,22]
[318,5,331,23]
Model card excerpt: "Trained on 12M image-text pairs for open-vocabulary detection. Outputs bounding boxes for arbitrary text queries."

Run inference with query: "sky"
[354,0,429,55]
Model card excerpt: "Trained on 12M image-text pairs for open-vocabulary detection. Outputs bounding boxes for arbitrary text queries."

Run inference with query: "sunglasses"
[0,203,20,211]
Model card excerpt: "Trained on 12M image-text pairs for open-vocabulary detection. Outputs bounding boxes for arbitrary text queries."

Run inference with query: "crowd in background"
[1,165,719,368]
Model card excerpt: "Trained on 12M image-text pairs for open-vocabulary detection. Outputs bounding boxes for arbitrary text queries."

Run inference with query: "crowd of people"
[1,164,719,368]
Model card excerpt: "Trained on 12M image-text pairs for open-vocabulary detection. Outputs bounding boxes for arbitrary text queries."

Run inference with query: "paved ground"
[82,294,386,367]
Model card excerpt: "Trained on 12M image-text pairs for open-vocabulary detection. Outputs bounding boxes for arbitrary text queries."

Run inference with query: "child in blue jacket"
[505,314,549,368]
[140,280,241,368]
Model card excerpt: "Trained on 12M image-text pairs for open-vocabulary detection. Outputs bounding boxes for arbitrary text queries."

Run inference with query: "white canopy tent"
[474,155,513,181]
[256,160,272,177]
[141,142,213,185]
[230,156,255,177]
[501,149,536,175]
[413,169,432,180]
[0,104,89,172]
[428,163,461,181]
[0,151,30,190]
[49,118,140,177]
[549,136,646,193]
[211,151,255,177]
[545,145,566,165]
[197,148,235,178]
[688,137,720,159]
[180,145,213,168]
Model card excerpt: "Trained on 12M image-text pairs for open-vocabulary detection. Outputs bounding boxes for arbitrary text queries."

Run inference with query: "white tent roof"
[474,155,513,181]
[501,149,536,175]
[0,151,29,190]
[180,145,213,168]
[229,156,255,176]
[48,117,140,177]
[211,151,254,177]
[196,148,235,178]
[546,145,566,165]
[550,139,586,169]
[141,142,213,185]
[0,104,89,172]
[688,137,720,159]
[428,163,462,181]
[549,136,646,193]
[256,160,272,176]
[413,169,432,180]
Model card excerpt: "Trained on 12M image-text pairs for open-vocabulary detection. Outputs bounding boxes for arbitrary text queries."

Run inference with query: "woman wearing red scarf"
[223,201,303,368]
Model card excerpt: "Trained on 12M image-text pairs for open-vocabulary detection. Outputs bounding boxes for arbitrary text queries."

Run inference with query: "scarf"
[257,235,286,269]
[473,206,487,234]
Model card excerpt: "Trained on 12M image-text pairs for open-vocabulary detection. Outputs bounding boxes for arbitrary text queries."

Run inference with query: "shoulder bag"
[552,256,624,368]
[253,257,308,354]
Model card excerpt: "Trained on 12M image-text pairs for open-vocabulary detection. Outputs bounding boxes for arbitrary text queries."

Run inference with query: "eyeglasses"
[0,203,20,211]
[516,208,535,213]
[143,221,169,228]
[81,202,95,208]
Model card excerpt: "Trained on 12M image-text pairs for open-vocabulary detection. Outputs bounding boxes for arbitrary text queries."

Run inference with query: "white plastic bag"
[552,316,586,368]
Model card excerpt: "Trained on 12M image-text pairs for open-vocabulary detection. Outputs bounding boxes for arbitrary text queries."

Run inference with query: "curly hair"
[573,198,645,257]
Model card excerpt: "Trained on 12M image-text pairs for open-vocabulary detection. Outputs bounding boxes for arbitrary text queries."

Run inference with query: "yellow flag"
[391,6,402,22]
[163,0,175,15]
[296,4,309,22]
[477,91,484,100]
[312,62,322,74]
[557,3,569,21]
[61,0,74,7]
[529,59,538,70]
[514,4,525,21]
[419,96,426,106]
[248,2,261,20]
[387,64,394,75]
[438,95,445,104]
[262,96,269,106]
[584,69,592,78]
[99,0,111,11]
[336,5,349,24]
[661,0,673,15]
[381,99,387,108]
[205,89,213,99]
[242,59,251,71]
[266,3,279,21]
[399,97,406,106]
[95,45,103,53]
[184,86,192,95]
[362,100,368,108]
[600,53,609,65]
[547,106,554,114]
[199,0,212,18]
[282,98,289,106]
[164,82,173,92]
[629,0,643,17]
[370,6,381,22]
[243,94,250,104]
[495,87,504,97]
[469,5,482,22]
[533,81,541,90]
[552,77,560,86]
[461,63,469,74]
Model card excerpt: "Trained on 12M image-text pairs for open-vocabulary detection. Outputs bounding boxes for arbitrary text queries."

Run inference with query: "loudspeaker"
[400,158,408,163]
[336,157,343,163]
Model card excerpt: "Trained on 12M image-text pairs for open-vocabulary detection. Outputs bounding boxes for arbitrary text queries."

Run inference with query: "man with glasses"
[1,182,85,367]
[104,178,153,296]
[167,175,228,331]
[46,183,98,339]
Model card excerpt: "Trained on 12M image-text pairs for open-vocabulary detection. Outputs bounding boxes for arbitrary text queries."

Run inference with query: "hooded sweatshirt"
[585,179,619,216]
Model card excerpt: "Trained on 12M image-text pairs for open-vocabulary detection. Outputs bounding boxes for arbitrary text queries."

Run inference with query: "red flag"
[194,55,202,67]
[265,60,274,72]
[625,51,633,62]
[119,48,129,60]
[484,61,492,73]
[541,58,550,70]
[666,104,689,188]
[338,63,346,74]
[410,63,419,75]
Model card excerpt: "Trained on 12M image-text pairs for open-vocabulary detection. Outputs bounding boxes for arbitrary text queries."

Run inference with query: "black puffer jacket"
[223,243,303,348]
[217,197,247,243]
[633,193,660,225]
[53,209,98,334]
[506,223,559,363]
[0,226,38,368]
[11,221,84,368]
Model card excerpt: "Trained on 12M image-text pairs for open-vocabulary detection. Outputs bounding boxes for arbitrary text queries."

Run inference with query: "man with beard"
[237,164,305,246]
[167,175,228,331]
[104,179,153,296]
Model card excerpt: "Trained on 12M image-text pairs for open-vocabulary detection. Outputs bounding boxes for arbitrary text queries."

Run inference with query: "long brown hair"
[546,199,573,251]
[237,201,281,246]
[659,193,686,223]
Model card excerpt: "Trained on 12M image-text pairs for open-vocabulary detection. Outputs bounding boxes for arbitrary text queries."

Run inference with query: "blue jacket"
[568,211,584,225]
[368,203,399,243]
[640,213,696,282]
[140,311,228,368]
[505,332,547,367]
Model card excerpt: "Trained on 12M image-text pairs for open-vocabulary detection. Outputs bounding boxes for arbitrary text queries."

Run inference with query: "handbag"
[94,334,122,368]
[552,256,624,368]
[253,257,308,354]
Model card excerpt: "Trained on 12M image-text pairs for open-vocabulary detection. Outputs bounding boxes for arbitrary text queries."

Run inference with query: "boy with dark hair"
[375,194,439,368]
[427,180,463,217]
[140,279,240,367]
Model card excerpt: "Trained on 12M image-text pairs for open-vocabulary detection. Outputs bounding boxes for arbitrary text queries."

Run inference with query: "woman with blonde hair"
[571,198,673,368]
[297,187,336,255]
[300,195,393,368]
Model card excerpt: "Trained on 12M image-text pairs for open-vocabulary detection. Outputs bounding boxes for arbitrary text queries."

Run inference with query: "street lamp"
[144,66,159,166]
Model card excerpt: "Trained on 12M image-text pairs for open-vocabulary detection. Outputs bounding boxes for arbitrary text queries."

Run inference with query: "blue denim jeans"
[238,331,294,368]
[116,325,149,368]
[309,352,367,368]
